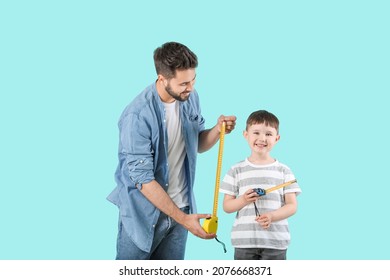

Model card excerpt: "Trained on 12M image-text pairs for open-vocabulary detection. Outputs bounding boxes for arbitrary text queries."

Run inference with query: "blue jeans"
[116,206,189,260]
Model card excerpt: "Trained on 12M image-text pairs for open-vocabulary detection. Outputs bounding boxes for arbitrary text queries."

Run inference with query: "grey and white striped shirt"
[220,158,301,249]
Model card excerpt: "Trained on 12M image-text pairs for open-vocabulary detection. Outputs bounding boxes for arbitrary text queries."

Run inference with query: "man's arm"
[140,180,216,239]
[198,115,236,153]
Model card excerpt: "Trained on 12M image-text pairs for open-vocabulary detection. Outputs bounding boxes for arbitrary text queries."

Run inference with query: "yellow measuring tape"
[266,179,297,194]
[202,122,226,235]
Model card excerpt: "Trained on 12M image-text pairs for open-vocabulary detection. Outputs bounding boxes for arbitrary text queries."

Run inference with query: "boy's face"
[244,123,280,155]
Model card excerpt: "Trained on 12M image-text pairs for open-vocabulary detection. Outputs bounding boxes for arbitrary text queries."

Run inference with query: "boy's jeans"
[116,206,189,260]
[234,247,287,260]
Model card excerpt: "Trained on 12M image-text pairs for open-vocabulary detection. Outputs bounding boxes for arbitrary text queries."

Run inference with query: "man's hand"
[198,115,237,153]
[182,213,216,239]
[217,115,236,134]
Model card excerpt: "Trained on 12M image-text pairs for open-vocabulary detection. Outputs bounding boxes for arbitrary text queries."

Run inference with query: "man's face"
[163,69,196,102]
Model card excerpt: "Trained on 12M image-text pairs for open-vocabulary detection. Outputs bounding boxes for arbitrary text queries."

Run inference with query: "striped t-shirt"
[220,158,301,249]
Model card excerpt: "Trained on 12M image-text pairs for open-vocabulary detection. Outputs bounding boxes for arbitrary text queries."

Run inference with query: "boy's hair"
[153,42,198,79]
[246,110,280,133]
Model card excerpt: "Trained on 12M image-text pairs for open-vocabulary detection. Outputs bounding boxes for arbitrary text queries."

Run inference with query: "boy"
[220,110,301,260]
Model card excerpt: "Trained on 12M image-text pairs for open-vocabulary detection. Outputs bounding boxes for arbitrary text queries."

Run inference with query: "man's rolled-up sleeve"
[119,112,155,189]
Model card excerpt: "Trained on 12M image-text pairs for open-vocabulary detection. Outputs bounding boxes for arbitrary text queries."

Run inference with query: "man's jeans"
[116,206,189,260]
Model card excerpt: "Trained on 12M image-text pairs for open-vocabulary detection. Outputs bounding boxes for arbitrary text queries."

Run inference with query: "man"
[107,42,236,260]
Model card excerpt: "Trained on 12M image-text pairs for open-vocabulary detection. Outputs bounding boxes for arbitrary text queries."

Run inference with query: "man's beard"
[165,84,191,102]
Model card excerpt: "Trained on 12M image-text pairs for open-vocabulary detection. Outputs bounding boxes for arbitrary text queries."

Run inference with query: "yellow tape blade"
[212,122,226,217]
[265,179,297,194]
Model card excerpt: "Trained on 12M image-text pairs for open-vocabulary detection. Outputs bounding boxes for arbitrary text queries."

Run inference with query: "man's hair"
[246,110,280,133]
[153,42,198,79]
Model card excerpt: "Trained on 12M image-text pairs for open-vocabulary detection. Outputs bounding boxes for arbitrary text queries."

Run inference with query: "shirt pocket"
[188,114,199,122]
[184,111,203,131]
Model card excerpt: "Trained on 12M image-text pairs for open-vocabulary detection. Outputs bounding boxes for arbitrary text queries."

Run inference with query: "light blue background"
[1,0,389,260]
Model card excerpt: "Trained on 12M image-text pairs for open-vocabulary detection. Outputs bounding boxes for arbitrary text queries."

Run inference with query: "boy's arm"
[256,193,298,228]
[271,193,298,221]
[223,190,258,213]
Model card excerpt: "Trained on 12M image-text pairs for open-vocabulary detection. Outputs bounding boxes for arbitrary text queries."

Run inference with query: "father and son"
[107,42,302,260]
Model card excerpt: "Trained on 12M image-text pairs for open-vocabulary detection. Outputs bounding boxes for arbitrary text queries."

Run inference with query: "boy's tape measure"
[253,179,297,196]
[202,121,226,235]
[253,179,298,217]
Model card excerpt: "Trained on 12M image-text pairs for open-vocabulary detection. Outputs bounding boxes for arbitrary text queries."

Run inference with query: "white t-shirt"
[163,101,188,208]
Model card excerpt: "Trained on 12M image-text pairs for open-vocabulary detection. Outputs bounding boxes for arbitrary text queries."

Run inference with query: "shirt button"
[166,184,168,187]
[152,224,155,228]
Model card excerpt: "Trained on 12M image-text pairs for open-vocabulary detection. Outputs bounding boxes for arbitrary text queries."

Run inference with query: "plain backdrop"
[1,0,389,260]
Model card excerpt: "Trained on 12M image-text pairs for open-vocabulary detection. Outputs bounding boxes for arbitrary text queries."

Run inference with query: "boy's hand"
[255,213,273,229]
[242,189,259,204]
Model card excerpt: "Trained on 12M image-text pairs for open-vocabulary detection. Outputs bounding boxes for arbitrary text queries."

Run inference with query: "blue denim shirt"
[107,82,205,253]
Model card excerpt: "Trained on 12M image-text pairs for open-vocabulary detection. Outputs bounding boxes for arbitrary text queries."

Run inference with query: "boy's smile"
[244,123,280,162]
